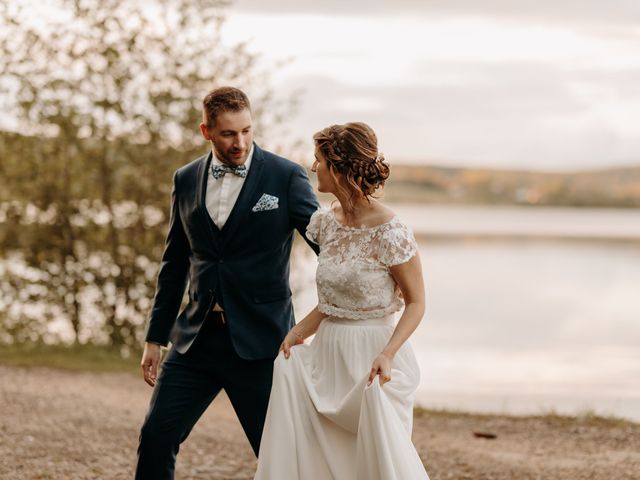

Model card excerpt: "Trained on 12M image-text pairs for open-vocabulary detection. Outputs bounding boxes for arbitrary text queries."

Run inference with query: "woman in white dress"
[255,122,429,479]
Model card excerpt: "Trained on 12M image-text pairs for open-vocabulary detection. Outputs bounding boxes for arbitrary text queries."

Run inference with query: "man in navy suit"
[135,86,319,479]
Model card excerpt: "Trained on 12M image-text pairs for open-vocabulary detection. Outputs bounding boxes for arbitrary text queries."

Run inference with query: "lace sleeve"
[378,221,418,267]
[305,208,326,245]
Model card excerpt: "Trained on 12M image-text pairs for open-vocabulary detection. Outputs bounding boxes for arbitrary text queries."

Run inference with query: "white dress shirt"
[205,144,254,229]
[205,144,254,313]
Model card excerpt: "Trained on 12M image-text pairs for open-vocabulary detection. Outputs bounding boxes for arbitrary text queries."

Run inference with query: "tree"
[0,0,293,350]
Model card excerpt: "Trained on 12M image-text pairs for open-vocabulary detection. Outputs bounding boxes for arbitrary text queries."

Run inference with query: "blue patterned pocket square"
[252,193,279,212]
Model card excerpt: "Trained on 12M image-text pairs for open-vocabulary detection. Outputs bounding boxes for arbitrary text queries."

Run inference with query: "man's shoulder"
[258,146,303,174]
[174,152,208,180]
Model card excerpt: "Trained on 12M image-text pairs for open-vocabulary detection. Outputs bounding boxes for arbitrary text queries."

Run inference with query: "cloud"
[231,0,640,28]
[279,61,640,169]
[225,1,640,169]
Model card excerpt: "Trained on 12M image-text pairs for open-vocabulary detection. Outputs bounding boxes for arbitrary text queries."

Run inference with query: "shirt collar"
[211,143,254,171]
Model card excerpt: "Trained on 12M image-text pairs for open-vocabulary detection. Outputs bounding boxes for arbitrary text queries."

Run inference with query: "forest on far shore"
[379,164,640,208]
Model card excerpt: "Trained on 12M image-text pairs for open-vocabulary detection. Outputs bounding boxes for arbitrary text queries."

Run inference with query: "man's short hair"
[202,87,251,128]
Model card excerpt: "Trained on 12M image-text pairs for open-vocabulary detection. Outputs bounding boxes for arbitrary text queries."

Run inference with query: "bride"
[254,122,429,479]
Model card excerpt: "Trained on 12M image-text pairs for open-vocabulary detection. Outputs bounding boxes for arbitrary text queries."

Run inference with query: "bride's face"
[311,147,337,194]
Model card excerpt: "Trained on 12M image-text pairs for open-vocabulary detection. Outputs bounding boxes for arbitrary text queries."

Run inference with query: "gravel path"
[1,366,638,479]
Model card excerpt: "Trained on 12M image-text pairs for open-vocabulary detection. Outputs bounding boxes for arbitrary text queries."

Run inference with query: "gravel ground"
[1,366,638,479]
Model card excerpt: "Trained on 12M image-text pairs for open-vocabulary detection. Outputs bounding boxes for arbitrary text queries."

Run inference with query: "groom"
[135,86,319,479]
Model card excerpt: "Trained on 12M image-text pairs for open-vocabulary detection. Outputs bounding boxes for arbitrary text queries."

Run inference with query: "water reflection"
[293,207,640,420]
[415,240,640,420]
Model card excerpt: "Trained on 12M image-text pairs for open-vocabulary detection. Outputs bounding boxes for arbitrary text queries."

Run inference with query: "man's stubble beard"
[213,142,250,167]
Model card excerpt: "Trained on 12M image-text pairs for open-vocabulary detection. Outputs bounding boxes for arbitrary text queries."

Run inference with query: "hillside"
[380,164,640,208]
[3,129,638,208]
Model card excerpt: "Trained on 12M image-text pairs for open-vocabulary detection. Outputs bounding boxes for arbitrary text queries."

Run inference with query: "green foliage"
[0,0,290,348]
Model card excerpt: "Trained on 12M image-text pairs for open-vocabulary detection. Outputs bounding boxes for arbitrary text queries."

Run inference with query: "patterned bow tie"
[211,163,248,179]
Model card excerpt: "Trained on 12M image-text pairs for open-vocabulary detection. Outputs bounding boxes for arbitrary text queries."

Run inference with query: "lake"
[3,204,639,420]
[293,205,640,421]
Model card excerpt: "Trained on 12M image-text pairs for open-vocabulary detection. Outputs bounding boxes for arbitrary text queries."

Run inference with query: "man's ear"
[199,123,211,141]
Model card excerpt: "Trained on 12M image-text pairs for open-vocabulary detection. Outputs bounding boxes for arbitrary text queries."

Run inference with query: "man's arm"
[288,164,320,254]
[145,170,191,346]
[141,170,190,386]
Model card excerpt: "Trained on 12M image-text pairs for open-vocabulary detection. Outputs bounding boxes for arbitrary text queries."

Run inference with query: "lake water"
[3,204,638,420]
[293,206,640,421]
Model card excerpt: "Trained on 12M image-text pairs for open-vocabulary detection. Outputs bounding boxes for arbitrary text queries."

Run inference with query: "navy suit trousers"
[135,316,274,480]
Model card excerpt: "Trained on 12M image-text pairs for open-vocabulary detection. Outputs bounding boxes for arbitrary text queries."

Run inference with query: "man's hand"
[140,342,162,387]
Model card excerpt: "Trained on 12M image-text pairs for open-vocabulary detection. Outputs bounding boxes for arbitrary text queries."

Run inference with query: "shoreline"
[415,231,640,245]
[1,365,638,479]
[4,350,637,425]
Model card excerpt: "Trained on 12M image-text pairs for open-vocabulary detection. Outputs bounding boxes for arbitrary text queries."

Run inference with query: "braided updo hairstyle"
[313,122,390,213]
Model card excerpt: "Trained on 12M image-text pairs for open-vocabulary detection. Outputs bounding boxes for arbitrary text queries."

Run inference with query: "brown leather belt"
[208,310,226,329]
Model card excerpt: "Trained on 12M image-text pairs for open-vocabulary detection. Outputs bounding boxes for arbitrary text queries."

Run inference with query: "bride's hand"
[279,329,304,359]
[368,352,393,386]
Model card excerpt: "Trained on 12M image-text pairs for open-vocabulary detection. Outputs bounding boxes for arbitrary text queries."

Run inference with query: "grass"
[414,405,489,420]
[413,404,637,427]
[527,407,636,427]
[0,343,141,374]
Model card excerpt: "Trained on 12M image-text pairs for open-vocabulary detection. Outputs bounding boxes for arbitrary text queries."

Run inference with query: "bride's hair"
[313,122,390,212]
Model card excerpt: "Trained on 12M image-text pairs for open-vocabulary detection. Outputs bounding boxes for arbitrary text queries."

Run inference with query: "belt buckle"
[211,309,226,327]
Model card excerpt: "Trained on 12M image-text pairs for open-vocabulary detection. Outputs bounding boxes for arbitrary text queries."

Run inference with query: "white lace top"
[306,207,419,320]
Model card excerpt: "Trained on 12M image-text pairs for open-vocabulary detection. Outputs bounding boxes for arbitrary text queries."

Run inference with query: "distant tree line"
[384,165,640,208]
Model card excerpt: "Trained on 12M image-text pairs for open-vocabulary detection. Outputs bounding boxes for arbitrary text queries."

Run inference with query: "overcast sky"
[222,0,640,170]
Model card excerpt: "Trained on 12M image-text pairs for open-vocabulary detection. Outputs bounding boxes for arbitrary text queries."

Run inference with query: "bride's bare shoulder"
[376,202,396,219]
[362,202,396,228]
[330,200,397,228]
[370,200,395,220]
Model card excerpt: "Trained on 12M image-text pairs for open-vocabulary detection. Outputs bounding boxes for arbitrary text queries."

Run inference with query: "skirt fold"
[254,316,429,480]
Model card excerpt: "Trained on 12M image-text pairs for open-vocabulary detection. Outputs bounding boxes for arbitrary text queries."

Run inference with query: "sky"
[221,0,640,171]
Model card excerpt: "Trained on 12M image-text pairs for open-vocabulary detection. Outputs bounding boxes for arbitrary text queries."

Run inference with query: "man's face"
[200,108,253,166]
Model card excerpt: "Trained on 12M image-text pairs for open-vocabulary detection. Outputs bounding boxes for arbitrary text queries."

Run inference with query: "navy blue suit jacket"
[145,144,320,360]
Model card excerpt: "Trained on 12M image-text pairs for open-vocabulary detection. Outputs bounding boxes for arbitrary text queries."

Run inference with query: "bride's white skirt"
[254,315,429,480]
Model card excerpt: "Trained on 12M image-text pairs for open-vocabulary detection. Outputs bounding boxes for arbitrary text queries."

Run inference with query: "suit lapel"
[221,143,265,247]
[196,152,222,244]
[196,151,210,213]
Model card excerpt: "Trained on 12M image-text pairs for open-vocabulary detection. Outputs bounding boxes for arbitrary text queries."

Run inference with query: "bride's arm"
[280,306,327,358]
[368,253,425,385]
